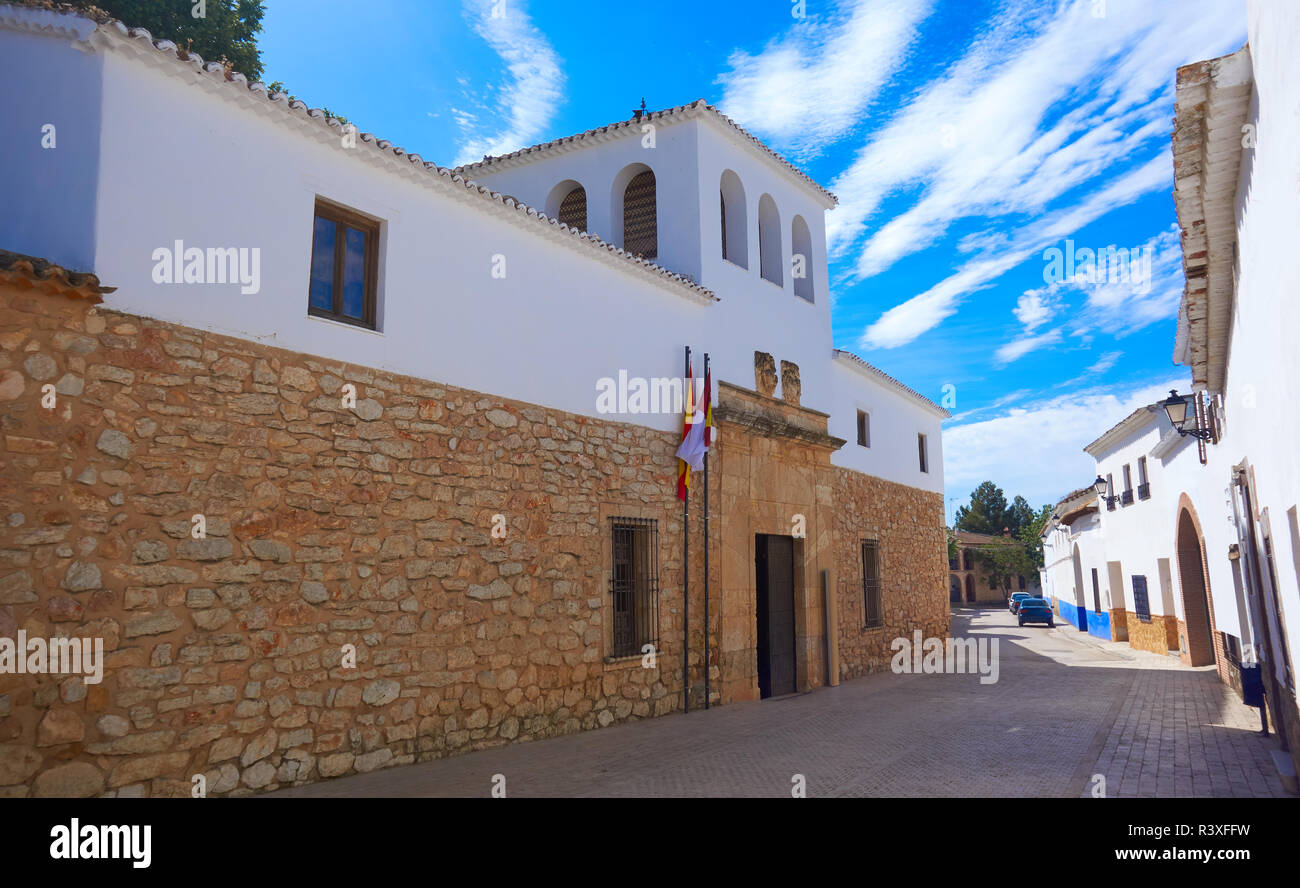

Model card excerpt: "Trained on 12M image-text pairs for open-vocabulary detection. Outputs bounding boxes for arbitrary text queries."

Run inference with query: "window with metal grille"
[622,171,657,259]
[557,185,587,232]
[1132,575,1151,622]
[610,517,660,658]
[861,539,882,628]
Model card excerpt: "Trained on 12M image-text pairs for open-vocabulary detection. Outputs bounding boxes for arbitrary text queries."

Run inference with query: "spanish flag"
[676,364,695,501]
[676,367,714,501]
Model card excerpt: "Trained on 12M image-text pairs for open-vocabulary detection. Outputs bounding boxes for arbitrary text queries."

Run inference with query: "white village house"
[0,2,950,796]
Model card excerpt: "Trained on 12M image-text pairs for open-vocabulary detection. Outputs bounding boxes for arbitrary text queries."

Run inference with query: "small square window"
[856,410,870,448]
[309,199,380,329]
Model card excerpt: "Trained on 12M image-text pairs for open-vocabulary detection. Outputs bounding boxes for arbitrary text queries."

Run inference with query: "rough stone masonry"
[0,273,947,797]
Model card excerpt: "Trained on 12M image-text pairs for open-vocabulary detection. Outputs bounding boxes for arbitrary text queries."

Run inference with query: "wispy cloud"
[717,0,935,160]
[860,154,1172,349]
[454,0,564,167]
[943,377,1189,507]
[834,0,1243,349]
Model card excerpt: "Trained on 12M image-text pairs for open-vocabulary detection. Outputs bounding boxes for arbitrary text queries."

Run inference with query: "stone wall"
[1127,613,1178,656]
[0,280,948,797]
[0,282,703,797]
[833,468,948,681]
[1108,607,1128,642]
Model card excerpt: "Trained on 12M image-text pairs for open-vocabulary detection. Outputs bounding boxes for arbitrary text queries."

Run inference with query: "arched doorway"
[964,574,975,603]
[1176,506,1215,666]
[949,575,962,603]
[1072,544,1087,631]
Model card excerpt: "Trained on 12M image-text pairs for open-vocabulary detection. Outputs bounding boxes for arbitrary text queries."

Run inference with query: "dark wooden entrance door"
[756,534,797,698]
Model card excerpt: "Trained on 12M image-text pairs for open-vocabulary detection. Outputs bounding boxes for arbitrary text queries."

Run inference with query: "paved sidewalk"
[265,607,1290,798]
[1045,624,1281,798]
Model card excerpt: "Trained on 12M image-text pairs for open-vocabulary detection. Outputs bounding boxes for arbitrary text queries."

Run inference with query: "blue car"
[1017,597,1054,628]
[1008,591,1033,614]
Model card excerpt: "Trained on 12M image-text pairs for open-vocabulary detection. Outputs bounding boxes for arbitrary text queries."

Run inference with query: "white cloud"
[860,154,1172,349]
[834,0,1243,348]
[1087,351,1123,375]
[717,0,935,160]
[942,377,1189,508]
[454,0,564,167]
[995,329,1062,366]
[1013,287,1059,332]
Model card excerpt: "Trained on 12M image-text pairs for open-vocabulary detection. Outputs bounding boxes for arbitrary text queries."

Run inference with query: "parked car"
[1017,597,1054,628]
[1008,591,1032,613]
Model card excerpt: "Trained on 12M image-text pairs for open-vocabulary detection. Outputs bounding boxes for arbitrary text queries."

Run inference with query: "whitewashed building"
[0,3,951,795]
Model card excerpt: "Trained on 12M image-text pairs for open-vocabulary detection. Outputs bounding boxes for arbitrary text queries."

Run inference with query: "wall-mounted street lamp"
[1093,475,1117,508]
[1160,390,1213,440]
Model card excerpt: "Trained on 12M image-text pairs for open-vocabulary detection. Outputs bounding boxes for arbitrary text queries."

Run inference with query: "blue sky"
[259,0,1247,517]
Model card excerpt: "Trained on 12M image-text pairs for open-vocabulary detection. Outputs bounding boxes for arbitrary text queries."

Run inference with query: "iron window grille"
[1120,490,1134,506]
[610,517,660,658]
[861,539,882,628]
[558,186,588,232]
[1137,482,1151,501]
[623,171,658,260]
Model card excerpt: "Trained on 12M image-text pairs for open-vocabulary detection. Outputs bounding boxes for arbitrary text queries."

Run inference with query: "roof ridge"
[831,348,949,417]
[454,99,838,206]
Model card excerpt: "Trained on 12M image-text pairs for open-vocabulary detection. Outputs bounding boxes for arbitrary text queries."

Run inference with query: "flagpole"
[682,345,690,715]
[703,352,711,710]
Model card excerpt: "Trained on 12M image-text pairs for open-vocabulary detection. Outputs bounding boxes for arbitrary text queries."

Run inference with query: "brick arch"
[1174,493,1221,670]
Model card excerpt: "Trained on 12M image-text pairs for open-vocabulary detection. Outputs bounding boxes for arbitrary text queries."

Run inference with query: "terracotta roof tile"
[0,250,113,302]
[454,100,838,207]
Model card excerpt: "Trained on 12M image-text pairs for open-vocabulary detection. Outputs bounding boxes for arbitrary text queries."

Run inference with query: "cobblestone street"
[268,607,1289,798]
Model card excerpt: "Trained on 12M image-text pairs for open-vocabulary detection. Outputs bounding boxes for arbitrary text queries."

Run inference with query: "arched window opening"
[545,180,588,233]
[720,170,748,268]
[558,186,587,231]
[623,170,657,260]
[758,193,782,285]
[792,214,814,301]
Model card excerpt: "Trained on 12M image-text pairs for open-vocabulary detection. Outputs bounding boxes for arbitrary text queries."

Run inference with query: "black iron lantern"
[1161,389,1212,440]
[1093,476,1108,497]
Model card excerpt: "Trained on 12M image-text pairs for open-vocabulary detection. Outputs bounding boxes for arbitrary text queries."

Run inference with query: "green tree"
[1004,495,1036,536]
[970,537,1036,597]
[953,481,1009,535]
[1017,504,1054,570]
[68,0,267,81]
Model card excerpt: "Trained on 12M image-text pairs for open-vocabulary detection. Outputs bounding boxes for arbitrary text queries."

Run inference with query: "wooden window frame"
[309,198,380,330]
[918,433,929,473]
[857,410,870,448]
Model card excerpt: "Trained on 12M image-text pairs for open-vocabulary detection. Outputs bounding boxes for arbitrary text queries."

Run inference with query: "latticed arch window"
[623,170,658,259]
[557,185,587,231]
[610,517,660,658]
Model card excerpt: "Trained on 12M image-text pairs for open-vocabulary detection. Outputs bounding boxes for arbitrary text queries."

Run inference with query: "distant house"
[949,529,1038,605]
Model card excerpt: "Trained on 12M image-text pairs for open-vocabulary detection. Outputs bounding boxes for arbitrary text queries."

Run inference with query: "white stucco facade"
[0,3,947,497]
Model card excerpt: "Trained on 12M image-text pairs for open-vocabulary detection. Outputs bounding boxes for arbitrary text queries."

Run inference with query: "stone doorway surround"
[711,381,845,704]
